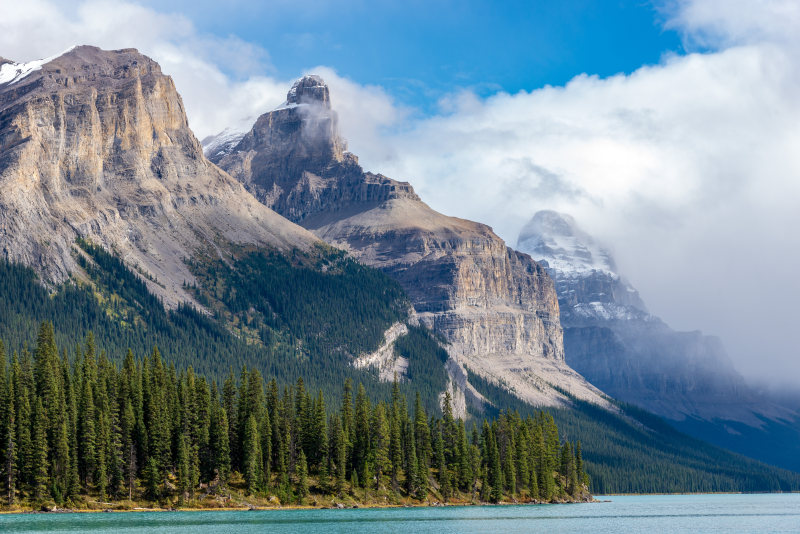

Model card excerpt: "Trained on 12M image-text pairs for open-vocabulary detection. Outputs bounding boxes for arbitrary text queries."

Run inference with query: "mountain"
[209,75,610,415]
[517,210,800,471]
[0,45,317,308]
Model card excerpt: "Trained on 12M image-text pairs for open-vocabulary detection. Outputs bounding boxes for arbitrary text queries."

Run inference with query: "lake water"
[1,494,798,533]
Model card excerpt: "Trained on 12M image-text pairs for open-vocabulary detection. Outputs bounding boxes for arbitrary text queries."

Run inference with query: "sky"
[1,0,799,388]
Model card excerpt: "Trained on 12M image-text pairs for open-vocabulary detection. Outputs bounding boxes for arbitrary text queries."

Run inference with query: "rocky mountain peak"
[286,74,330,108]
[208,74,425,223]
[0,45,318,306]
[517,210,646,319]
[518,210,617,277]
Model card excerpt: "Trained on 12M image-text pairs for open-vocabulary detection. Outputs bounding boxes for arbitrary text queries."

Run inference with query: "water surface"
[1,493,798,533]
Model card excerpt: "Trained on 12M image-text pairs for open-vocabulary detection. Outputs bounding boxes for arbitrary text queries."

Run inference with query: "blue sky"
[140,0,684,111]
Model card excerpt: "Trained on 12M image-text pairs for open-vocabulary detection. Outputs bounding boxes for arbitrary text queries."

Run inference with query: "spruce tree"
[296,449,309,501]
[4,378,16,505]
[31,398,49,503]
[372,403,390,490]
[211,402,231,485]
[332,414,346,497]
[243,414,262,495]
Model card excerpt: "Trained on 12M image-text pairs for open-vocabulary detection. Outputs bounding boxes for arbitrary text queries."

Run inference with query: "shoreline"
[4,493,799,515]
[0,497,596,515]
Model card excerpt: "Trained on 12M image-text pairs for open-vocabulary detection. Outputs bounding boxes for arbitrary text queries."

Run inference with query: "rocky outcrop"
[517,210,795,424]
[211,76,611,410]
[0,46,318,307]
[353,322,410,381]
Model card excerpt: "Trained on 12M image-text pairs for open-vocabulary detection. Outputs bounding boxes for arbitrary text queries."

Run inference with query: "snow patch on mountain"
[517,210,616,278]
[201,127,246,159]
[0,46,76,85]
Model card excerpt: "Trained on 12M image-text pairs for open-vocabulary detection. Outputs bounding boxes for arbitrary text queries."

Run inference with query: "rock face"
[0,46,318,307]
[517,210,794,425]
[211,76,611,411]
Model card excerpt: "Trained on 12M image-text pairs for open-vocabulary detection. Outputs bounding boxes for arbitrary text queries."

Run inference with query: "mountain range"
[2,45,799,491]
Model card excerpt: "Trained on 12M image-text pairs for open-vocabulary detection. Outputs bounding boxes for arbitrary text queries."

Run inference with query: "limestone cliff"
[211,76,611,411]
[0,46,318,307]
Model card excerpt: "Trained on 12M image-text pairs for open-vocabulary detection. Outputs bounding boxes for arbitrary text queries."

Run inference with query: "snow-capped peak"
[517,210,617,278]
[0,45,77,86]
[201,127,246,158]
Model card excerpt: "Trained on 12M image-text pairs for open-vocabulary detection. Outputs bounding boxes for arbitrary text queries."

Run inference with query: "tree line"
[0,322,588,507]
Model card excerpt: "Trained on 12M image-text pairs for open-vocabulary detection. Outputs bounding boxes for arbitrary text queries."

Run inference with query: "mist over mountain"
[517,210,800,471]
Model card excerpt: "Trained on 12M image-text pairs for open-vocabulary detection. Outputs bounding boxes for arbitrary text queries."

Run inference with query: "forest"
[1,244,799,499]
[0,322,589,510]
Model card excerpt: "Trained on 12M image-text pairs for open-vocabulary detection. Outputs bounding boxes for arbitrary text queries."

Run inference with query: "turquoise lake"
[1,494,798,533]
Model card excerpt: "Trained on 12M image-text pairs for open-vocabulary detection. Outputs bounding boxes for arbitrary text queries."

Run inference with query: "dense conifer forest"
[468,372,800,494]
[0,323,588,509]
[1,244,799,501]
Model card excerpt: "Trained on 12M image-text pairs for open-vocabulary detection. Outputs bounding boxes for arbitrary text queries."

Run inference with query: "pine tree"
[353,383,370,486]
[405,420,418,496]
[489,424,502,503]
[243,414,262,495]
[210,402,231,484]
[4,378,16,505]
[259,401,272,489]
[121,399,136,501]
[143,456,160,501]
[221,369,238,472]
[413,392,431,496]
[575,440,587,490]
[31,398,49,503]
[332,414,347,497]
[13,353,32,496]
[341,379,354,476]
[296,449,308,501]
[372,403,390,490]
[177,433,190,502]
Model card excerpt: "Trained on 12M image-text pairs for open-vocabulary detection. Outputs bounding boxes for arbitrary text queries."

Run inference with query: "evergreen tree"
[31,398,49,503]
[210,401,231,484]
[353,383,370,486]
[332,414,346,497]
[243,414,262,495]
[0,321,598,507]
[296,449,308,501]
[372,403,390,490]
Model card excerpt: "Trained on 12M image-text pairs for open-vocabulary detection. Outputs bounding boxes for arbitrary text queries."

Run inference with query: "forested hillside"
[1,246,799,499]
[0,241,449,415]
[0,322,588,509]
[468,373,800,493]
